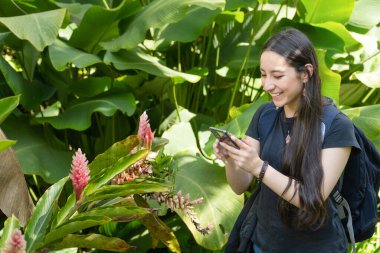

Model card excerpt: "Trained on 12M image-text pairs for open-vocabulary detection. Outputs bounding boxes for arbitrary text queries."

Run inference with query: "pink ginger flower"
[69,148,90,201]
[137,111,154,149]
[2,229,26,253]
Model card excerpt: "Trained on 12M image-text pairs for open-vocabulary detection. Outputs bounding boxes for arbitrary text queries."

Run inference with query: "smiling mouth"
[270,92,282,97]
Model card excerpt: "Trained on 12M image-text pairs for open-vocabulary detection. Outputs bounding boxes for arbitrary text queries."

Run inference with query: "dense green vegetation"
[0,0,379,252]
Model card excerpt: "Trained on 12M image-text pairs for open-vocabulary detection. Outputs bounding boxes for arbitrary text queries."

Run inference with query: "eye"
[274,75,284,79]
[261,73,266,78]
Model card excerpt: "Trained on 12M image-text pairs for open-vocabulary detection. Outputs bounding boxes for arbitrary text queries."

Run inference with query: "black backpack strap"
[225,186,261,253]
[322,99,357,252]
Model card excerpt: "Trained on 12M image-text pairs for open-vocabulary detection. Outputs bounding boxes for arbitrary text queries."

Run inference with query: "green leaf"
[33,91,136,130]
[24,176,69,253]
[158,7,220,43]
[49,39,102,71]
[161,119,244,250]
[317,49,341,104]
[311,22,361,52]
[69,0,141,53]
[134,195,181,253]
[343,104,380,143]
[100,0,224,51]
[173,152,243,250]
[340,83,369,107]
[84,149,149,195]
[89,135,140,177]
[104,48,201,84]
[0,139,16,152]
[47,234,132,252]
[0,57,55,110]
[353,71,380,88]
[52,193,76,229]
[70,77,113,98]
[299,0,354,24]
[0,215,20,249]
[0,95,19,125]
[43,216,112,245]
[0,9,66,51]
[348,0,380,31]
[74,206,150,221]
[84,179,171,203]
[1,115,72,183]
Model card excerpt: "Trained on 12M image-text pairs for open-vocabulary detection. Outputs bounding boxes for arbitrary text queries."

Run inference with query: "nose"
[262,77,275,92]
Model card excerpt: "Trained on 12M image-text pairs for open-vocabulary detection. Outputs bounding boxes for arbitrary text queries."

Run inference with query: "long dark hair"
[262,28,326,230]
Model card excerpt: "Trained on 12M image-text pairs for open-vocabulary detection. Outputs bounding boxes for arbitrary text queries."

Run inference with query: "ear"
[301,63,313,82]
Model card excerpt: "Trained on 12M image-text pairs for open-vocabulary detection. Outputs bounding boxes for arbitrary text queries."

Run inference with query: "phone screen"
[209,127,240,149]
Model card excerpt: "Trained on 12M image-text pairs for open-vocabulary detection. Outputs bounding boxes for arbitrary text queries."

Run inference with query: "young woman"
[213,28,359,252]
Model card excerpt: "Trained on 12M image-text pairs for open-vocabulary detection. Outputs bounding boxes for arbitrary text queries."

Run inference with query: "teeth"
[271,93,281,96]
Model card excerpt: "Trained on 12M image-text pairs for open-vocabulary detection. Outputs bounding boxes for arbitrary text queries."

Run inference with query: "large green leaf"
[100,0,225,51]
[158,6,220,43]
[49,39,102,71]
[34,91,136,130]
[104,48,201,84]
[0,95,19,125]
[299,0,354,24]
[348,0,380,31]
[0,57,56,110]
[0,215,20,249]
[47,234,132,252]
[162,122,243,250]
[343,104,380,146]
[317,49,341,104]
[24,176,69,253]
[43,216,112,245]
[2,116,72,183]
[174,153,243,250]
[68,0,141,53]
[0,9,66,51]
[69,77,113,97]
[311,22,361,52]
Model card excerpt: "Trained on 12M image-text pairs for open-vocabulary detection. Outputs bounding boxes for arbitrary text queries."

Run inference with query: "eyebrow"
[260,68,286,74]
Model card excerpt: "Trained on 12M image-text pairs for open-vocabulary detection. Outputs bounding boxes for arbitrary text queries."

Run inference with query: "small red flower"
[69,148,90,201]
[2,229,26,253]
[137,111,154,149]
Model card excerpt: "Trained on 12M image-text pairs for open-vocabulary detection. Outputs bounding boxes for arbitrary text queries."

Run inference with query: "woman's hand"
[213,138,230,161]
[219,135,263,177]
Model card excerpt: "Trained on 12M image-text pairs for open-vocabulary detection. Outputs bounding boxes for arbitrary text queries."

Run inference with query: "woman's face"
[260,50,306,118]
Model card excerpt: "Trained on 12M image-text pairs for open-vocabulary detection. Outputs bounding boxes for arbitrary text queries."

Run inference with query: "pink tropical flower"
[69,148,90,201]
[2,229,26,253]
[137,111,154,149]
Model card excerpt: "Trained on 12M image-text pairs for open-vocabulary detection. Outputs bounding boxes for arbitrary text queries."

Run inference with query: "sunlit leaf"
[0,215,20,249]
[0,9,66,51]
[33,91,136,130]
[348,0,380,31]
[100,0,224,51]
[0,139,16,152]
[24,176,68,253]
[47,234,132,252]
[299,0,354,24]
[104,48,201,84]
[0,95,19,125]
[317,49,341,104]
[49,39,102,71]
[44,216,112,245]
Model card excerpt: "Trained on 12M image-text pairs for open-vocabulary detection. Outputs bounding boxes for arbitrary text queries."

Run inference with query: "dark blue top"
[245,102,360,253]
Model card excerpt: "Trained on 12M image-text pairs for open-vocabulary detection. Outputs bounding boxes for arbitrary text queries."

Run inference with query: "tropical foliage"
[0,0,379,252]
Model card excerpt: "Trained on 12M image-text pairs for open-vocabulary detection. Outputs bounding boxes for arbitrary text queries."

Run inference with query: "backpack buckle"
[333,191,343,205]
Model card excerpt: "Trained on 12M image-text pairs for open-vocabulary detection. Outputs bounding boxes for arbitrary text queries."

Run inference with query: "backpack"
[225,100,380,252]
[323,102,380,251]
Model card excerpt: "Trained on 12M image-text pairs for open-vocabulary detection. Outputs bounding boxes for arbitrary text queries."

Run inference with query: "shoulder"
[323,110,359,149]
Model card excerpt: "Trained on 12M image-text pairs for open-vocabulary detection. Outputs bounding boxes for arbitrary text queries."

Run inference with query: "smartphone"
[209,127,240,149]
